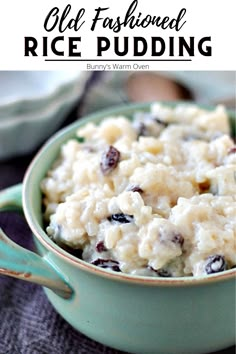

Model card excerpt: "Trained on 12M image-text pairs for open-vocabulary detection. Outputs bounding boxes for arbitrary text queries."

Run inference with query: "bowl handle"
[0,184,73,299]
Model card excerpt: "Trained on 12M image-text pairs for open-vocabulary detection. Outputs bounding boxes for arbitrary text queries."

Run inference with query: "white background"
[0,0,235,70]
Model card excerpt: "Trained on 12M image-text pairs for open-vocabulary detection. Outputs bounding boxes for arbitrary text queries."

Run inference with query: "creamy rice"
[41,104,236,277]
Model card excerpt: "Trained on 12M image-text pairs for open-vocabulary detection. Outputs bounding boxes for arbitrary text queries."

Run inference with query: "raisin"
[154,118,169,127]
[127,185,144,193]
[228,146,236,155]
[108,213,134,224]
[96,241,107,253]
[205,255,227,274]
[157,269,172,277]
[198,180,211,194]
[91,258,121,272]
[172,233,184,247]
[100,145,120,175]
[149,266,172,277]
[136,122,147,137]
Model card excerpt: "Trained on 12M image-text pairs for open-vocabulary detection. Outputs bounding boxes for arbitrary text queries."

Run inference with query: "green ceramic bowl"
[0,102,235,354]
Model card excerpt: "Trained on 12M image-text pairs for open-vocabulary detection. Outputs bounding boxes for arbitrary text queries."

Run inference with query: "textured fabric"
[0,73,235,354]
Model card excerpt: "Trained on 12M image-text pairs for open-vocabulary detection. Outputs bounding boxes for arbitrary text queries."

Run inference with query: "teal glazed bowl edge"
[13,102,236,353]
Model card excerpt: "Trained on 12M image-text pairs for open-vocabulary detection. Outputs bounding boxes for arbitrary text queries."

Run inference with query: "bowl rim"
[22,101,236,287]
[0,71,86,112]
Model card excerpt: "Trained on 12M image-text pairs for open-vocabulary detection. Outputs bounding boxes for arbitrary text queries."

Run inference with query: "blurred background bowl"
[0,71,91,160]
